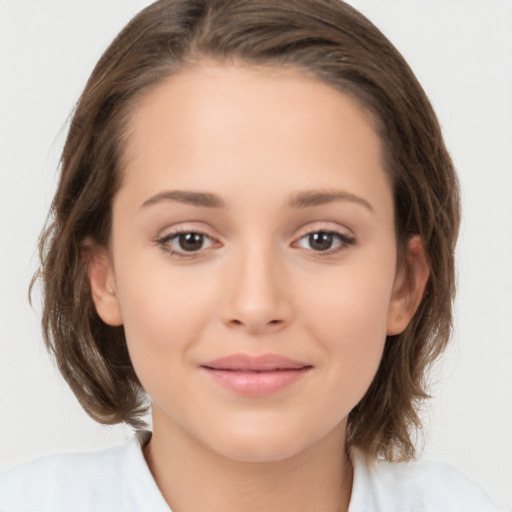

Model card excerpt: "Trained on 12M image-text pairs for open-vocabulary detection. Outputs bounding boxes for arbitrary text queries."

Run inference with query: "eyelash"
[154,228,217,259]
[154,228,356,259]
[293,230,356,254]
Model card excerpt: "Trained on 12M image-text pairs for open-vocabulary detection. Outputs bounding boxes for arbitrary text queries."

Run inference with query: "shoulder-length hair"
[35,0,460,462]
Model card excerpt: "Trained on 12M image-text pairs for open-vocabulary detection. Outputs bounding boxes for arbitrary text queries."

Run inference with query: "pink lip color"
[200,353,312,396]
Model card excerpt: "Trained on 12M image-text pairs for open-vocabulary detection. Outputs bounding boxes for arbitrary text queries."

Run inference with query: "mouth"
[199,353,313,396]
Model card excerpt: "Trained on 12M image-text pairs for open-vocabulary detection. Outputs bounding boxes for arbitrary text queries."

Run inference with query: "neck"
[143,413,353,512]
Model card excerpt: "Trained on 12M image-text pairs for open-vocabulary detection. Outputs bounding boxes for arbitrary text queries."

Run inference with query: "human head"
[36,0,460,461]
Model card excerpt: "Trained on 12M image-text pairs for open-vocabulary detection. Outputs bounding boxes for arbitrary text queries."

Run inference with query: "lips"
[200,353,313,396]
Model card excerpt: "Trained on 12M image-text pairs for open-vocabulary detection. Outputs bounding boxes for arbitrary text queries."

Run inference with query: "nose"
[220,242,293,334]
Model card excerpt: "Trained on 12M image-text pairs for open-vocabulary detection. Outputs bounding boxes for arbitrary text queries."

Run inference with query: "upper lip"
[200,353,312,372]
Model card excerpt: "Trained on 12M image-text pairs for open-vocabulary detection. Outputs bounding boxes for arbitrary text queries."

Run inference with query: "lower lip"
[201,367,311,396]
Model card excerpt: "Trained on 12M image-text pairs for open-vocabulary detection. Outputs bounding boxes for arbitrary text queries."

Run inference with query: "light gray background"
[1,1,511,509]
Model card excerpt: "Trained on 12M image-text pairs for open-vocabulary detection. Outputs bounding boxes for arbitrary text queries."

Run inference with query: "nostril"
[227,317,284,330]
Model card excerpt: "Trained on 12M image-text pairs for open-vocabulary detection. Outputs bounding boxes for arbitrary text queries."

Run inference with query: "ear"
[84,242,123,326]
[386,236,429,336]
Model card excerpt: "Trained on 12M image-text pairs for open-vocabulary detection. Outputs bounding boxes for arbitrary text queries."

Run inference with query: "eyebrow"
[140,188,374,213]
[141,190,225,209]
[289,190,374,213]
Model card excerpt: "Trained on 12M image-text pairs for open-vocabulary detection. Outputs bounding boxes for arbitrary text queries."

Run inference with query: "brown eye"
[296,230,355,253]
[177,232,205,252]
[157,231,215,256]
[308,232,335,251]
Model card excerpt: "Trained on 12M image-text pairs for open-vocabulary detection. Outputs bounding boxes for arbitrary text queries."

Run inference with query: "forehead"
[120,63,391,212]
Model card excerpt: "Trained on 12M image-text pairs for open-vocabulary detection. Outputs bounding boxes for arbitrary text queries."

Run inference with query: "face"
[90,64,422,463]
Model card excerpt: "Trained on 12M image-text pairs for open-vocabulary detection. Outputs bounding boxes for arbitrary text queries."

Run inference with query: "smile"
[200,353,313,396]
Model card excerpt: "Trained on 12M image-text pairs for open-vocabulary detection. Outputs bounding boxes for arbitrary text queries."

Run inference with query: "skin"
[89,64,428,512]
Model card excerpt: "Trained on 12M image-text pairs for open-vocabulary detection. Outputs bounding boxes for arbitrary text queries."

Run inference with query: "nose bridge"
[221,235,291,332]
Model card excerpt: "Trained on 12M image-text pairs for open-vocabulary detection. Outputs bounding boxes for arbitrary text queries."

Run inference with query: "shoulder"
[0,431,168,511]
[0,442,129,511]
[349,448,503,512]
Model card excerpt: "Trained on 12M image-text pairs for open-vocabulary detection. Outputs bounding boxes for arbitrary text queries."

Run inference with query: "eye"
[295,230,355,253]
[173,232,209,252]
[156,230,217,257]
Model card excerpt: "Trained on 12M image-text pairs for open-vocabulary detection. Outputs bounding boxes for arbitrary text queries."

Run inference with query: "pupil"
[179,233,203,251]
[309,232,333,251]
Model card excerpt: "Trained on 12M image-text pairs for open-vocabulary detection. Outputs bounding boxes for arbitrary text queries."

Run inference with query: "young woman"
[0,1,504,510]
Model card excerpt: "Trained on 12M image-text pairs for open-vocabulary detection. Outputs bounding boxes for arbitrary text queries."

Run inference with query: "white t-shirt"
[0,431,502,511]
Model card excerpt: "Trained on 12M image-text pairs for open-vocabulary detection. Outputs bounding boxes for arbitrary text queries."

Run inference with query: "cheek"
[298,259,395,391]
[113,256,218,370]
[302,256,394,335]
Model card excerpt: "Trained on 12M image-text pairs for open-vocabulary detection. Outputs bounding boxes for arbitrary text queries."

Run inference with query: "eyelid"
[291,222,356,255]
[153,221,355,259]
[154,225,222,258]
[292,221,355,241]
[295,231,354,250]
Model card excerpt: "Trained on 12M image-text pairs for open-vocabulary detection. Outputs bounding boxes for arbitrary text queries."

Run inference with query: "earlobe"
[386,236,429,336]
[85,244,123,327]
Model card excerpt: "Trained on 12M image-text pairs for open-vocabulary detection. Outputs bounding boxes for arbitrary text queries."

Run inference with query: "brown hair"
[35,0,460,461]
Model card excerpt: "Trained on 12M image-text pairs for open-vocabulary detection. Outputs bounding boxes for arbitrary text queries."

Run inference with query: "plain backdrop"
[1,1,511,509]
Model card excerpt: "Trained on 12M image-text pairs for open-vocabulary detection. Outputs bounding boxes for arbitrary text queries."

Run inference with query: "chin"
[203,421,335,464]
[215,439,306,464]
